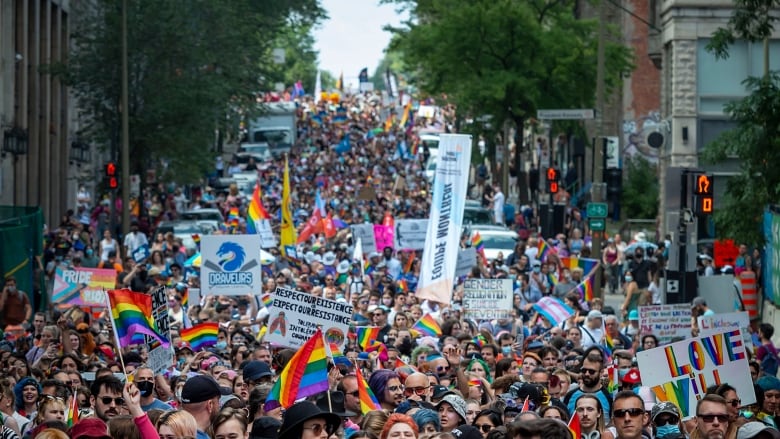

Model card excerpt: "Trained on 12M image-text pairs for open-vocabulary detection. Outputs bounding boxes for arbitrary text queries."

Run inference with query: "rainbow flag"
[329,343,352,367]
[107,289,169,348]
[354,365,382,413]
[560,257,599,276]
[546,272,558,286]
[191,234,201,250]
[568,412,582,439]
[411,314,441,337]
[67,390,79,427]
[604,332,615,358]
[473,334,487,348]
[575,273,595,301]
[365,341,388,361]
[180,322,219,351]
[538,239,555,262]
[410,137,420,156]
[397,279,409,293]
[261,293,273,308]
[468,378,482,387]
[246,183,271,234]
[356,327,380,350]
[472,232,487,264]
[264,328,329,411]
[399,101,412,127]
[606,365,619,393]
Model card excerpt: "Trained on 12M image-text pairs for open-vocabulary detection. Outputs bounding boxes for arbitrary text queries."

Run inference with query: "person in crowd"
[692,394,730,439]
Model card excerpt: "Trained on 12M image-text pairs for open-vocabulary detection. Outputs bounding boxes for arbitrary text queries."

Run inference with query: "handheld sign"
[639,304,691,344]
[462,278,513,320]
[265,287,353,349]
[132,244,150,263]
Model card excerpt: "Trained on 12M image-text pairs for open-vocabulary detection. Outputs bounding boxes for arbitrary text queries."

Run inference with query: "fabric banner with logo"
[416,134,472,304]
[201,234,263,296]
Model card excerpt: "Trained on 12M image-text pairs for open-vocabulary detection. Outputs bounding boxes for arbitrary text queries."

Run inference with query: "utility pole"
[592,0,607,300]
[121,0,130,237]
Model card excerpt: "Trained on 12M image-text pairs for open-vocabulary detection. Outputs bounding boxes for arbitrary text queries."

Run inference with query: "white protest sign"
[455,248,478,278]
[394,219,429,250]
[265,287,353,349]
[637,329,756,419]
[187,288,201,309]
[639,304,691,344]
[462,278,513,320]
[201,234,263,296]
[698,311,753,348]
[146,286,174,374]
[351,224,376,255]
[255,219,277,248]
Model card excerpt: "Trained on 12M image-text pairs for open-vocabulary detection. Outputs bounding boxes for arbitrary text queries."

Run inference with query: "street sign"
[588,218,606,232]
[587,202,608,218]
[537,109,595,120]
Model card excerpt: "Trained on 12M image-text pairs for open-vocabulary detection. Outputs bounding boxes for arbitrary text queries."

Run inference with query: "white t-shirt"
[124,231,149,254]
[493,190,505,224]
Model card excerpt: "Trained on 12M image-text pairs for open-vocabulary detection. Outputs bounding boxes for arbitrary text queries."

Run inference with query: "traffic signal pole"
[592,0,607,301]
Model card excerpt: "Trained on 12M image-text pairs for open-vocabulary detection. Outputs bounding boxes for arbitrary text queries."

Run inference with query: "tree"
[621,157,659,219]
[58,0,325,183]
[702,0,780,245]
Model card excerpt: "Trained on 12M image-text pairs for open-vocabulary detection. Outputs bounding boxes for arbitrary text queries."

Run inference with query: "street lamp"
[2,126,29,157]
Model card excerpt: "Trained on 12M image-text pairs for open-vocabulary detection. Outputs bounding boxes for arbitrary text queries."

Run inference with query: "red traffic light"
[108,177,118,189]
[105,162,117,177]
[546,167,558,181]
[549,181,559,194]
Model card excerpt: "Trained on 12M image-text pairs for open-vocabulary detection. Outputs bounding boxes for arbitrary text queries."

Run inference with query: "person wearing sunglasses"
[278,401,340,439]
[713,383,743,426]
[693,394,731,439]
[612,391,649,439]
[472,408,501,439]
[90,374,126,422]
[368,369,405,411]
[404,372,432,402]
[565,347,613,425]
[651,402,685,439]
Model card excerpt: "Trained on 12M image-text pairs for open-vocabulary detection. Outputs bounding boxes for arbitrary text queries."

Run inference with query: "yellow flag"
[280,157,297,255]
[399,101,412,127]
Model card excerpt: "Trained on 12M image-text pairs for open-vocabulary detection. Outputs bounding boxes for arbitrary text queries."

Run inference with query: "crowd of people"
[0,89,777,439]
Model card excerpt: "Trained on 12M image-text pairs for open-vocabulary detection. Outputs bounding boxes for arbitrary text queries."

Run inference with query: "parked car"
[468,228,518,261]
[463,201,495,226]
[157,220,218,251]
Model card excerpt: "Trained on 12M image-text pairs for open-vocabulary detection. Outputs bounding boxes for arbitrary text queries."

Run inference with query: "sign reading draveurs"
[636,329,756,419]
[462,278,513,320]
[145,286,173,374]
[638,304,691,344]
[201,235,263,296]
[417,134,472,305]
[265,287,353,349]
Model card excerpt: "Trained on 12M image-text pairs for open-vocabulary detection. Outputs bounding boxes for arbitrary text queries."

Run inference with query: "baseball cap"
[181,374,222,404]
[737,422,780,439]
[451,425,483,439]
[431,385,454,400]
[244,361,273,382]
[587,310,603,320]
[651,402,681,422]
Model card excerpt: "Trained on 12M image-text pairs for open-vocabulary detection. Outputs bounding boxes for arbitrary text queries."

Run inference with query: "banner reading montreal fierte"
[416,134,472,305]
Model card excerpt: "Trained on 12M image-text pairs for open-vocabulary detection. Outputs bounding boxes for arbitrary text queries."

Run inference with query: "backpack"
[761,346,779,377]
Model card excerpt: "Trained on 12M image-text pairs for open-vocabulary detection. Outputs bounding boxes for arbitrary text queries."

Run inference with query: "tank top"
[605,247,618,264]
[100,238,117,262]
[348,276,363,296]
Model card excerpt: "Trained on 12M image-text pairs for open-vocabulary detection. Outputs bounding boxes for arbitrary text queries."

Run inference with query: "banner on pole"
[351,224,376,255]
[146,286,174,374]
[455,248,477,278]
[394,219,429,250]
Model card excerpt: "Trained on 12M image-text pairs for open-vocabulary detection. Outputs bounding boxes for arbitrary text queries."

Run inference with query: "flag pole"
[321,329,333,413]
[104,288,131,381]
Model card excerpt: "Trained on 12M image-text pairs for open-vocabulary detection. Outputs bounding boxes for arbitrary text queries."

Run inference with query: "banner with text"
[265,287,353,349]
[201,234,263,296]
[146,286,173,374]
[256,219,278,249]
[52,267,117,306]
[639,304,692,344]
[637,329,756,419]
[374,225,394,251]
[351,224,376,256]
[463,278,513,320]
[395,219,429,250]
[698,311,753,348]
[417,134,472,305]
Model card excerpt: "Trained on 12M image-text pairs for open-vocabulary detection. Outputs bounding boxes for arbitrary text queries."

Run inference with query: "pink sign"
[374,225,394,251]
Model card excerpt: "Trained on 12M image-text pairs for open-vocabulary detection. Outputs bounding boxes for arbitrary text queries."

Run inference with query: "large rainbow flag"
[180,322,219,351]
[411,314,442,337]
[264,328,329,410]
[356,327,380,350]
[106,289,169,348]
[246,182,271,234]
[560,257,599,276]
[575,273,596,301]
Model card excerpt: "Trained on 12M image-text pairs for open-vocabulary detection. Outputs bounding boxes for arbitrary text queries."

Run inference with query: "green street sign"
[587,202,608,218]
[589,218,606,232]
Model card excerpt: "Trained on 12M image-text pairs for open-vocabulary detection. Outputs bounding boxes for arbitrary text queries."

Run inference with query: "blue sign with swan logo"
[202,235,263,295]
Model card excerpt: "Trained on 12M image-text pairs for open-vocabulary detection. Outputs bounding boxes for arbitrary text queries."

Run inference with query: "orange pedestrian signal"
[701,196,713,214]
[547,167,557,181]
[694,174,713,195]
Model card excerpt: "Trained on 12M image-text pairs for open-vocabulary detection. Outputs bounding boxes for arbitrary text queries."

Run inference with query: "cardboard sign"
[455,248,478,278]
[637,329,756,419]
[351,224,376,255]
[374,224,394,251]
[52,267,117,306]
[146,286,173,374]
[638,304,692,344]
[255,219,277,249]
[265,287,353,349]
[132,244,150,263]
[698,311,752,348]
[462,278,513,320]
[394,219,429,250]
[358,185,376,201]
[201,235,263,296]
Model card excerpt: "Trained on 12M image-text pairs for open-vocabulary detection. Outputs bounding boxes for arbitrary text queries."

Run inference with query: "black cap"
[250,417,281,439]
[244,361,273,382]
[181,375,222,404]
[431,385,454,400]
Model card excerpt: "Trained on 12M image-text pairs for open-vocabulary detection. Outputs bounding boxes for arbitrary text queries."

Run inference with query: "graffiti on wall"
[622,111,664,163]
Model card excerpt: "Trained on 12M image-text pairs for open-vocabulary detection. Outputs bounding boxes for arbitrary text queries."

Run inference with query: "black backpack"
[761,347,779,377]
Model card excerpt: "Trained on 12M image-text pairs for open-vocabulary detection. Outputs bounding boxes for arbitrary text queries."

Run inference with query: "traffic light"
[605,168,623,201]
[694,174,714,215]
[546,167,559,194]
[105,161,118,190]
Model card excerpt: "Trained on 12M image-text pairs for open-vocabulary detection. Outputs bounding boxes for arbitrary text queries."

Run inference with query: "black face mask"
[136,381,154,398]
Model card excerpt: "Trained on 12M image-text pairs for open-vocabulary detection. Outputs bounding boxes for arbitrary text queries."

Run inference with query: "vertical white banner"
[416,134,472,304]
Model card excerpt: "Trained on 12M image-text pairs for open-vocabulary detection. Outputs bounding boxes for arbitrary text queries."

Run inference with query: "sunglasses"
[580,368,599,375]
[436,365,450,373]
[726,399,742,408]
[347,390,360,397]
[613,408,645,418]
[476,424,493,433]
[655,416,679,426]
[100,396,125,406]
[404,386,429,396]
[698,414,729,424]
[303,423,335,437]
[387,385,405,392]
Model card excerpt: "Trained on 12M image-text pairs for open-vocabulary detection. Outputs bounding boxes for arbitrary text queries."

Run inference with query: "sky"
[312,0,405,85]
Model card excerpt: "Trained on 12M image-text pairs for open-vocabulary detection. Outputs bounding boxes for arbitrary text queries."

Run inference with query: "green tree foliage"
[382,0,634,129]
[621,156,659,219]
[60,0,325,183]
[702,0,780,245]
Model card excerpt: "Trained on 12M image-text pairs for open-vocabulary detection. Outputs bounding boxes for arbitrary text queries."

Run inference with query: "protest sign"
[265,287,353,349]
[637,329,756,419]
[455,248,477,278]
[351,224,376,255]
[638,304,691,344]
[462,278,513,320]
[146,286,173,374]
[255,219,277,249]
[201,234,263,296]
[132,244,150,263]
[51,267,117,306]
[374,224,394,251]
[698,311,753,348]
[394,219,429,250]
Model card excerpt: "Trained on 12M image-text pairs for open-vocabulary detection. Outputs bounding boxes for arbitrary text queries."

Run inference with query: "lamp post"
[3,126,29,205]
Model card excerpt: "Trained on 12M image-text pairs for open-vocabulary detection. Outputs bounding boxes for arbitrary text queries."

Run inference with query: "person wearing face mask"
[134,366,173,411]
[620,272,642,319]
[553,268,578,299]
[81,247,101,268]
[0,276,32,328]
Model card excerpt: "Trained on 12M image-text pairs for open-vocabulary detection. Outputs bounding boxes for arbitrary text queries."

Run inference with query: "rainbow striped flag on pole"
[106,289,169,348]
[356,327,380,350]
[411,314,442,337]
[354,365,382,413]
[264,328,329,411]
[180,322,219,351]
